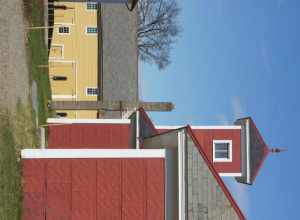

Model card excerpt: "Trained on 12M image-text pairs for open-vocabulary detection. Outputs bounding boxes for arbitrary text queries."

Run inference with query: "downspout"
[136,110,140,149]
[97,2,104,104]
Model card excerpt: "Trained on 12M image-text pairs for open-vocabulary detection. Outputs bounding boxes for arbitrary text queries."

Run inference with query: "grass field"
[0,100,37,219]
[0,0,50,219]
[0,117,22,220]
[25,0,52,125]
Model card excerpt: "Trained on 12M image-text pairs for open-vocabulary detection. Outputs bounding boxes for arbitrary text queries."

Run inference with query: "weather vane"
[270,147,288,153]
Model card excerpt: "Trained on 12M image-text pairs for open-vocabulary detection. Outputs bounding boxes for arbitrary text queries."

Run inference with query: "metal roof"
[48,123,132,149]
[22,157,165,219]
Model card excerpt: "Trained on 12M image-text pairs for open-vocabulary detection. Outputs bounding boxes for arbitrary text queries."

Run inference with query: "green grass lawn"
[25,0,52,125]
[0,101,38,220]
[0,118,22,220]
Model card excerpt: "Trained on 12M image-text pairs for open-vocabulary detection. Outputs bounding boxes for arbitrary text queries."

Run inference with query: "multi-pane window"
[58,26,70,34]
[86,27,98,34]
[86,88,99,96]
[87,2,97,10]
[213,140,232,162]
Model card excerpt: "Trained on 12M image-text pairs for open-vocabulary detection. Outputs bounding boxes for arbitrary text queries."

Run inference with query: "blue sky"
[141,0,299,219]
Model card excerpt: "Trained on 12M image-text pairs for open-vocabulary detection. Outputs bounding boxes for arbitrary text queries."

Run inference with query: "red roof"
[48,123,131,149]
[22,158,165,220]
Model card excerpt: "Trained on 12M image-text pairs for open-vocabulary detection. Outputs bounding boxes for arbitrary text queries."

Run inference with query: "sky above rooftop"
[141,0,299,219]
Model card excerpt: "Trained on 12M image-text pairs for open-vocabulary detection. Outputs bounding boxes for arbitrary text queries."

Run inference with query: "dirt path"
[0,0,30,111]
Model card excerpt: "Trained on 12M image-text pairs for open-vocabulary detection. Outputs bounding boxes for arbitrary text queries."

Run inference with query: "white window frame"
[85,26,98,35]
[213,140,233,162]
[86,87,98,96]
[57,26,70,35]
[86,2,98,10]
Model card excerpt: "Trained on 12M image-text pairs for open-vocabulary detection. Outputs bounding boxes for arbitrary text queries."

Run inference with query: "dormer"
[156,125,243,177]
[154,118,272,185]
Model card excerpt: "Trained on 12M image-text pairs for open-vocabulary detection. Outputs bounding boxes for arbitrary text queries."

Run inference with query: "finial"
[270,148,288,153]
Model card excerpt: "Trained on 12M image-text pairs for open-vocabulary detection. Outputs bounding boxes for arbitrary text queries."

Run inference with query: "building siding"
[49,2,98,118]
[48,124,131,149]
[191,129,241,174]
[22,158,165,220]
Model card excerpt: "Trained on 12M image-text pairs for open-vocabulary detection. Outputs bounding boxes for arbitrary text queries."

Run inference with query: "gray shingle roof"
[100,4,138,103]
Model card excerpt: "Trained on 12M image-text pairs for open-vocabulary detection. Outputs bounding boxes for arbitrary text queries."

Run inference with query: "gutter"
[97,3,104,103]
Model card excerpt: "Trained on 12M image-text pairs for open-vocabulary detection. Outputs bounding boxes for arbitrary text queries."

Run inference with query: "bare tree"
[138,0,181,70]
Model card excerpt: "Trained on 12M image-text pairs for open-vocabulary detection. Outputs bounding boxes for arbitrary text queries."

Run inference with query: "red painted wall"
[48,124,131,149]
[22,158,165,220]
[156,128,241,173]
[192,129,241,173]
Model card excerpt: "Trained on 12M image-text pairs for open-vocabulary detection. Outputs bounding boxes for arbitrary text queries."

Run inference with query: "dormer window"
[213,140,232,162]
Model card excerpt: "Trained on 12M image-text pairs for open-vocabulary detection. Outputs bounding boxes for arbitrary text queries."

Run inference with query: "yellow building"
[49,2,99,118]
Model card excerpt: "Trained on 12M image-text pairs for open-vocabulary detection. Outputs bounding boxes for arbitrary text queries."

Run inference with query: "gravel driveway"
[0,0,30,111]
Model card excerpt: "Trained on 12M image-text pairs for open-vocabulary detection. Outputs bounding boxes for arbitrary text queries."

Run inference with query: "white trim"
[54,22,75,26]
[246,119,251,184]
[21,149,166,159]
[178,130,186,220]
[48,60,75,63]
[57,25,71,35]
[213,140,233,162]
[85,26,98,35]
[52,95,76,100]
[40,127,46,149]
[47,118,131,124]
[155,125,242,130]
[219,173,242,177]
[49,44,64,60]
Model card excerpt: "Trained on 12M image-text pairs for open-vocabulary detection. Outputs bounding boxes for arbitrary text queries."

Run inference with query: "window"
[87,2,97,10]
[58,26,70,34]
[86,88,99,96]
[86,27,98,34]
[56,112,67,118]
[52,76,67,81]
[213,140,232,162]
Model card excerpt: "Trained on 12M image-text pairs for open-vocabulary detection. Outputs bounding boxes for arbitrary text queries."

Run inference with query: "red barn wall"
[192,129,241,173]
[156,128,241,174]
[48,124,131,149]
[22,158,165,220]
